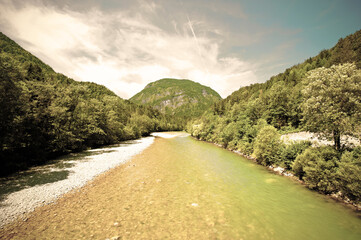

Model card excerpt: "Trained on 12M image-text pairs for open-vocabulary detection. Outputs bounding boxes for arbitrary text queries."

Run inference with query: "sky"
[0,0,360,99]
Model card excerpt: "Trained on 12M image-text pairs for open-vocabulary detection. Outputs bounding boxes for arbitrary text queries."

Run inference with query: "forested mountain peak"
[130,78,221,126]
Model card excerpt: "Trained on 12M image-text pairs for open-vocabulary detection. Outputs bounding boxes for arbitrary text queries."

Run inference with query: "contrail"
[187,14,210,75]
[187,14,202,54]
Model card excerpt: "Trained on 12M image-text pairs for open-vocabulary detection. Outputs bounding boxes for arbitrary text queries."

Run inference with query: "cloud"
[0,0,258,98]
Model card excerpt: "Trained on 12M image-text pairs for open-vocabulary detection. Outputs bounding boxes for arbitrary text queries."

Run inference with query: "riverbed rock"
[273,166,285,174]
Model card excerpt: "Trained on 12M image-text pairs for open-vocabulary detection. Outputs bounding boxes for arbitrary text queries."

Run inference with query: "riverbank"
[0,137,154,228]
[196,137,361,213]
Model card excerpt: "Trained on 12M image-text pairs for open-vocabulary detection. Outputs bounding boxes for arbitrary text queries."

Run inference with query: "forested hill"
[212,29,361,130]
[0,32,177,176]
[188,29,361,203]
[130,78,221,127]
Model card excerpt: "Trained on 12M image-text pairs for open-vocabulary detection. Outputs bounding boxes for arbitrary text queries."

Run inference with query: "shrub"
[237,140,254,155]
[293,146,339,193]
[253,125,284,166]
[280,141,312,169]
[335,147,361,202]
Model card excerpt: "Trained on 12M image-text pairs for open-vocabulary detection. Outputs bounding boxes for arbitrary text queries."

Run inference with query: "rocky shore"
[0,137,154,228]
[281,131,360,147]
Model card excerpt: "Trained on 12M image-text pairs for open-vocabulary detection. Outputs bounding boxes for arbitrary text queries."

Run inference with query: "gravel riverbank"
[0,137,154,228]
[281,131,360,147]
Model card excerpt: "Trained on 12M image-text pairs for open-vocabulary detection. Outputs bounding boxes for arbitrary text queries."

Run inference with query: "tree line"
[0,32,178,176]
[187,29,361,204]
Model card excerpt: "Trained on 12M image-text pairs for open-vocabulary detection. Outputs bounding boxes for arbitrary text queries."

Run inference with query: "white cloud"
[0,0,259,98]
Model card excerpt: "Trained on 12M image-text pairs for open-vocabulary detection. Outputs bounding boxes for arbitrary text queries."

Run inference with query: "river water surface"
[148,134,361,239]
[1,132,361,239]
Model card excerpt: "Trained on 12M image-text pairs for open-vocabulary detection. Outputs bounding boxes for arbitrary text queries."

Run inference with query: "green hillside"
[130,78,222,127]
[188,29,361,203]
[0,32,177,176]
[203,29,361,132]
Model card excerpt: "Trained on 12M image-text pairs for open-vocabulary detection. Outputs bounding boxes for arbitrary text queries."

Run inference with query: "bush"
[237,140,254,155]
[280,141,312,169]
[293,146,339,193]
[335,147,361,202]
[253,125,284,166]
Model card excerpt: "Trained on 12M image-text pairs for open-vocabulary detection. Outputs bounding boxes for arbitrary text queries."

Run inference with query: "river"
[1,132,361,239]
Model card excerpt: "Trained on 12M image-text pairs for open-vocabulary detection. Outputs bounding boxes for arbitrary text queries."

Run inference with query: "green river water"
[156,134,361,239]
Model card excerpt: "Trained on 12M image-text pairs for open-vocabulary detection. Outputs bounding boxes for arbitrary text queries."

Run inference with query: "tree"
[301,63,361,150]
[0,61,22,150]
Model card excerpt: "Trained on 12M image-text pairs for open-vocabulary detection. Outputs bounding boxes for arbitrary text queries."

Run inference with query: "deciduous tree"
[301,63,361,150]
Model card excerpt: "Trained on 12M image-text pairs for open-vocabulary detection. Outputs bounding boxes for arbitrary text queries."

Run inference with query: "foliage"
[335,147,361,201]
[280,141,312,169]
[301,63,361,150]
[293,146,340,193]
[0,32,177,176]
[188,29,361,155]
[253,125,284,166]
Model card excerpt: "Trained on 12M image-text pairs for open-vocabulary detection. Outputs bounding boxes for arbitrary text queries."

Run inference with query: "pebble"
[0,137,154,227]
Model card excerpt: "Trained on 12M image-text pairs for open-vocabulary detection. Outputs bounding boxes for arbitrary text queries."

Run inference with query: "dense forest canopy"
[0,32,178,176]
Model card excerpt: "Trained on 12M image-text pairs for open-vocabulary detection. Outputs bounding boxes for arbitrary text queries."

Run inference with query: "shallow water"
[148,135,361,239]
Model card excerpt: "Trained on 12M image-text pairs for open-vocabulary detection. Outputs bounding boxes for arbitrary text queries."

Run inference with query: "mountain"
[130,78,222,126]
[0,32,176,176]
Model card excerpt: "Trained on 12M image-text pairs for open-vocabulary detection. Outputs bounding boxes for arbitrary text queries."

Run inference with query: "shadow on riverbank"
[0,142,138,202]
